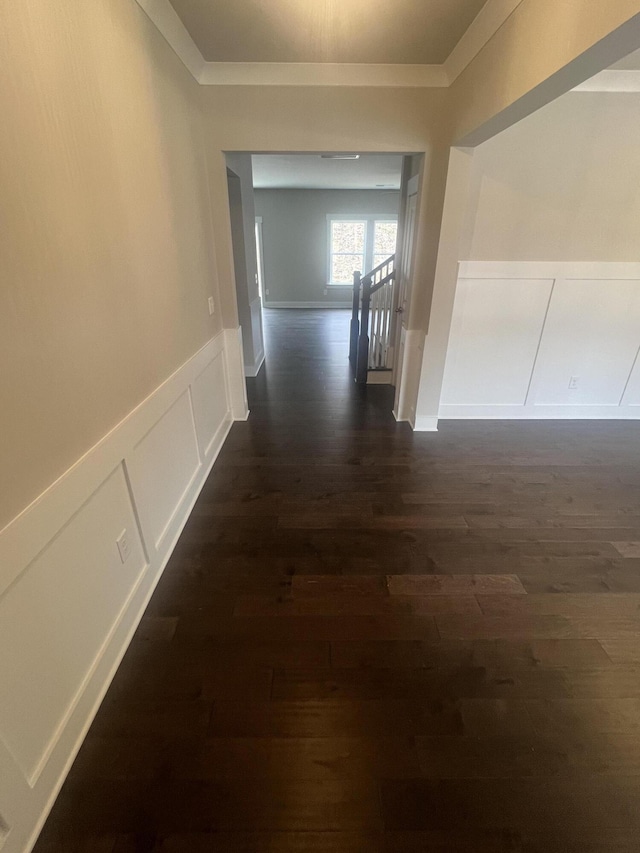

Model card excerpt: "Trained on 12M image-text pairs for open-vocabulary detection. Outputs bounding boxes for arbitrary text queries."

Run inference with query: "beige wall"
[466,93,640,261]
[0,0,220,529]
[451,0,640,145]
[5,1,640,526]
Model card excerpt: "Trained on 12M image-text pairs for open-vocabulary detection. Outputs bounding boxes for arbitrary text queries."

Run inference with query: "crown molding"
[573,69,640,92]
[444,0,526,83]
[134,0,206,78]
[198,62,448,87]
[132,0,527,89]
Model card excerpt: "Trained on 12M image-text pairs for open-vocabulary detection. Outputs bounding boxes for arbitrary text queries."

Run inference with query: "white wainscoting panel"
[440,263,640,420]
[530,278,640,406]
[192,352,230,457]
[0,329,238,853]
[441,278,554,406]
[622,348,640,407]
[0,465,146,786]
[128,390,201,552]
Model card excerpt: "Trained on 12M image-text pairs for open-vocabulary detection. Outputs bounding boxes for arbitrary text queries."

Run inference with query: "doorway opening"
[224,151,424,411]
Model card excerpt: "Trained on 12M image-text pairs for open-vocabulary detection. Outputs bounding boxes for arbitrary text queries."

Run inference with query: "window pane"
[332,254,363,284]
[373,221,397,258]
[331,221,366,254]
[373,254,393,271]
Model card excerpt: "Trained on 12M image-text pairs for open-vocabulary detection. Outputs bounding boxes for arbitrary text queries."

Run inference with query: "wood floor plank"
[33,310,640,852]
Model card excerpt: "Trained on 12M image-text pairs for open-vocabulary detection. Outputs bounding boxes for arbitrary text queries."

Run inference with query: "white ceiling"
[168,0,488,64]
[251,154,403,190]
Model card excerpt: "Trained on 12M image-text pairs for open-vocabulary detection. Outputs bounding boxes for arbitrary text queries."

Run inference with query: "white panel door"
[531,278,640,406]
[441,278,554,406]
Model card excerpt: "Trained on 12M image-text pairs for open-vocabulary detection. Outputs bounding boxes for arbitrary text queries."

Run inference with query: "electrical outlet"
[568,376,580,390]
[265,289,269,296]
[324,288,328,296]
[208,297,215,316]
[116,530,131,564]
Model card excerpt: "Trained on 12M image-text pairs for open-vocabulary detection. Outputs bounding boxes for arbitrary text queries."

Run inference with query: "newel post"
[355,275,371,385]
[349,270,361,365]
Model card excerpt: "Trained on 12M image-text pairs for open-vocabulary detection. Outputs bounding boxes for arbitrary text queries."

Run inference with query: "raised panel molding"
[622,347,640,406]
[0,329,239,853]
[128,390,201,551]
[439,262,640,421]
[0,466,147,787]
[441,277,554,406]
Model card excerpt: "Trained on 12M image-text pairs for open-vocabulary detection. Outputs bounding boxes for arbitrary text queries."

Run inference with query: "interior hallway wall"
[0,0,221,530]
[225,154,264,375]
[465,93,640,262]
[254,188,400,307]
[439,92,640,420]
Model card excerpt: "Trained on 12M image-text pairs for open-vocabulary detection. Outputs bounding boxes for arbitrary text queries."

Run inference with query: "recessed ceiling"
[252,154,403,190]
[168,0,488,64]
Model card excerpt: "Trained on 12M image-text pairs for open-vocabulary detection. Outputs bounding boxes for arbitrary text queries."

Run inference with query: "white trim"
[0,329,240,853]
[414,416,439,432]
[245,349,265,377]
[24,425,229,853]
[406,175,420,197]
[440,404,640,420]
[264,301,350,309]
[458,261,640,280]
[133,0,206,79]
[0,333,224,596]
[573,70,640,93]
[223,327,250,420]
[440,261,640,422]
[133,0,527,88]
[199,62,448,88]
[444,0,526,84]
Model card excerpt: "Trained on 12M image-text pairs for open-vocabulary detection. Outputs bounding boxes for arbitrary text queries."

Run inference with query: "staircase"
[349,254,397,384]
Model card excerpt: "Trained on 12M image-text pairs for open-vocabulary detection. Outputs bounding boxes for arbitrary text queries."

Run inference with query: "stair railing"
[349,254,396,384]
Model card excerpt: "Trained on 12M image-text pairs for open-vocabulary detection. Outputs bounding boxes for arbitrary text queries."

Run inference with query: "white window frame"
[327,214,398,287]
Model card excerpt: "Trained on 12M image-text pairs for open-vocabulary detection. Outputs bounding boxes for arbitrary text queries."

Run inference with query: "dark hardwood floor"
[35,309,640,852]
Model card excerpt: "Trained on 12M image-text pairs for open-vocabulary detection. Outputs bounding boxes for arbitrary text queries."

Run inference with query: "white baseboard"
[414,416,439,432]
[439,404,640,420]
[224,327,250,420]
[0,329,239,853]
[264,301,350,309]
[245,348,265,378]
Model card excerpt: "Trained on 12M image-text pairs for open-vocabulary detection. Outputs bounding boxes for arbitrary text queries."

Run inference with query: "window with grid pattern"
[328,216,397,285]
